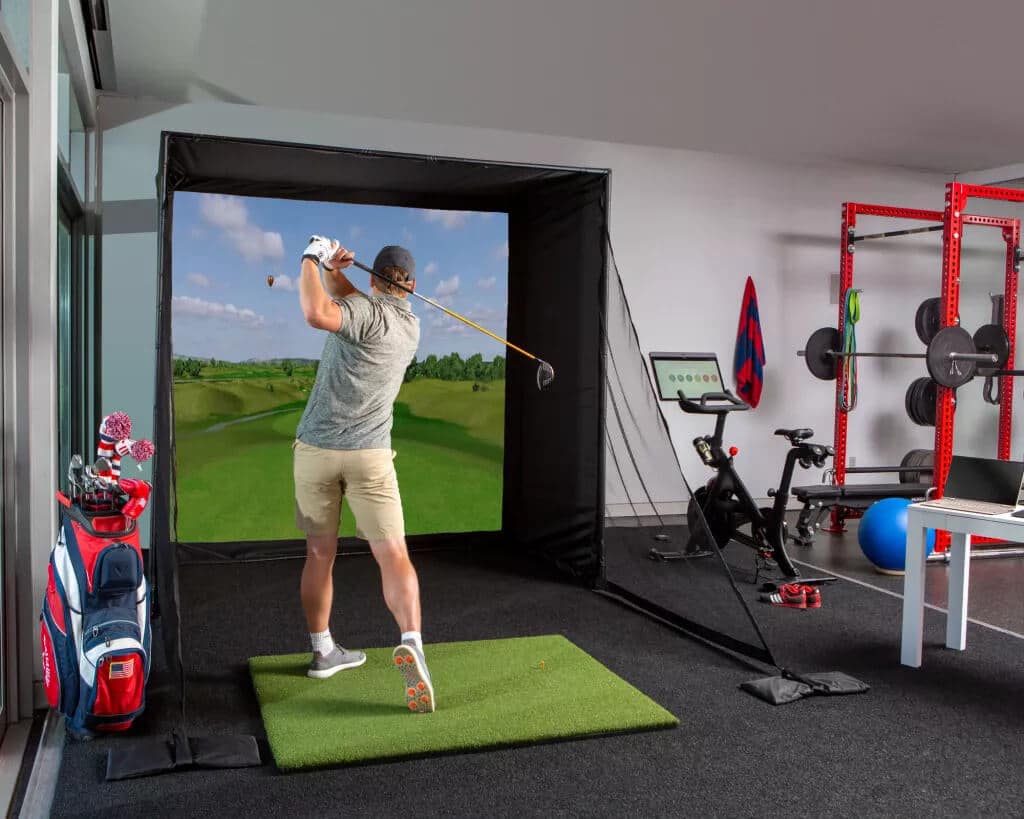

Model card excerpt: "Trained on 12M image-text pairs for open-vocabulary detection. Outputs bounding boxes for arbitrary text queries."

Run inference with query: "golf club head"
[82,466,104,495]
[67,454,84,495]
[537,360,555,391]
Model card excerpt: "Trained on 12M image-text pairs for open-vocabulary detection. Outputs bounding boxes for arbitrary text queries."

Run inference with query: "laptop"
[917,455,1024,515]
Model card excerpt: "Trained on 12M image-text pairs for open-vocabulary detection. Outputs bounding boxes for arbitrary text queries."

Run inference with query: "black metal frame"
[153,131,611,691]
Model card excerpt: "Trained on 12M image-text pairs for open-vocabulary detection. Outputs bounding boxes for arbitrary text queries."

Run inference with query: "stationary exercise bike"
[647,353,833,579]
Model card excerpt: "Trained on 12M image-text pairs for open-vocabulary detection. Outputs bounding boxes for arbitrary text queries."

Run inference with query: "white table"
[901,504,1024,667]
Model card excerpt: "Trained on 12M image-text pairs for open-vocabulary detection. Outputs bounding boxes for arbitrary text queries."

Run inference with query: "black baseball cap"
[372,246,416,280]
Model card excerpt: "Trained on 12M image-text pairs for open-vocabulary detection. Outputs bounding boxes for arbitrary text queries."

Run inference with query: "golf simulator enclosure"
[150,133,619,749]
[250,635,678,770]
[155,131,608,563]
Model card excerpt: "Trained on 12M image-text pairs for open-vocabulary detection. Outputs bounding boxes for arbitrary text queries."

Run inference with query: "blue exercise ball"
[858,497,935,574]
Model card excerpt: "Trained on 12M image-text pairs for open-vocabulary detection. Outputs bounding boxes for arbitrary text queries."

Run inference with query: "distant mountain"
[242,358,319,366]
[173,355,320,365]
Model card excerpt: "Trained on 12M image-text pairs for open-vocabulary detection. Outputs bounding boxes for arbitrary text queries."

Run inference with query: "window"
[58,39,86,198]
[57,162,94,481]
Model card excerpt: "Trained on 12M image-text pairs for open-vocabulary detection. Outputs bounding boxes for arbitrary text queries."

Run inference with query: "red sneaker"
[801,584,822,609]
[759,583,807,609]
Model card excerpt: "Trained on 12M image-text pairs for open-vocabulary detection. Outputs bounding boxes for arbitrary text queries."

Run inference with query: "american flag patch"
[109,659,135,680]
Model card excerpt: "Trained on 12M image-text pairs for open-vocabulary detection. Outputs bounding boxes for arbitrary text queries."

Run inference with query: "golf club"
[345,257,555,390]
[67,454,85,501]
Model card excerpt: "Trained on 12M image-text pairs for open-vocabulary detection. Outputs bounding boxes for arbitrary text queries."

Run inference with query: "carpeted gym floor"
[47,535,1024,818]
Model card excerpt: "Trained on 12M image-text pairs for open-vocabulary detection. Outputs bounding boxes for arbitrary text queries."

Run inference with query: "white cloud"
[422,209,474,230]
[427,302,504,336]
[187,272,211,288]
[269,274,296,291]
[467,305,504,324]
[435,275,460,298]
[173,295,266,328]
[496,241,509,259]
[198,194,285,264]
[349,226,364,240]
[401,227,415,243]
[199,195,248,230]
[478,276,497,290]
[424,262,439,276]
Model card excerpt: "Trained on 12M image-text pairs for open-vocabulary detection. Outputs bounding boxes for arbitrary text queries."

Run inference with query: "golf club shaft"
[347,258,540,363]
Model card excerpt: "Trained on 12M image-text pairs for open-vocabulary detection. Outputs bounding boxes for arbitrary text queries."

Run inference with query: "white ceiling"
[105,0,1024,173]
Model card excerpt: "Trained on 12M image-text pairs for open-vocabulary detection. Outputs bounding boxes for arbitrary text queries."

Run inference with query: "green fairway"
[250,635,679,770]
[173,375,505,542]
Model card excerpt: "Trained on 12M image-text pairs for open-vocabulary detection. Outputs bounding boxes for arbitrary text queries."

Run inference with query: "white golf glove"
[302,235,340,270]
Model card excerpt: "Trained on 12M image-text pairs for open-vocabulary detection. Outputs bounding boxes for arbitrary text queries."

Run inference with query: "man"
[293,235,433,713]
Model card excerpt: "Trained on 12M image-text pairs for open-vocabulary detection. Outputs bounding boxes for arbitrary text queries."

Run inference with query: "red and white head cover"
[117,479,152,519]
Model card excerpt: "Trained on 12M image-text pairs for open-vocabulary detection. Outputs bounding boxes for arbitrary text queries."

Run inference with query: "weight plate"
[926,325,976,388]
[804,327,841,381]
[900,448,935,484]
[906,378,923,426]
[907,377,937,426]
[905,380,921,425]
[973,323,1010,371]
[900,449,921,484]
[918,449,935,482]
[912,378,924,425]
[915,297,942,345]
[922,379,937,425]
[906,378,924,426]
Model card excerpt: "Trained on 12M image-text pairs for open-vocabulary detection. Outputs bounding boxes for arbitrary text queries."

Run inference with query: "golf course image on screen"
[172,193,508,542]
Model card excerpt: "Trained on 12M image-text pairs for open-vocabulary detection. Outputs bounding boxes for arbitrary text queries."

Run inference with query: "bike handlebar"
[677,388,751,414]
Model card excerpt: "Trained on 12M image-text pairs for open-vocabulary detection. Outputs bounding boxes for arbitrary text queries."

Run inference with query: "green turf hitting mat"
[249,634,678,770]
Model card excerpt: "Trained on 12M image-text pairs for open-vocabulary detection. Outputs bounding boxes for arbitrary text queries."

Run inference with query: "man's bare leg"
[371,537,434,711]
[302,533,337,637]
[368,536,421,633]
[302,533,367,678]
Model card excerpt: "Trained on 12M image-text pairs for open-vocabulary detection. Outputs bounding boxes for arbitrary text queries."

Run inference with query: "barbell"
[799,323,1010,388]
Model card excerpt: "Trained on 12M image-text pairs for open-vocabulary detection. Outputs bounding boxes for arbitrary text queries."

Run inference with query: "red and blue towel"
[734,276,765,408]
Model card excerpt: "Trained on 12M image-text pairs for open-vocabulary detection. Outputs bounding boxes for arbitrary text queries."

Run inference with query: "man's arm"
[323,266,358,300]
[300,257,341,331]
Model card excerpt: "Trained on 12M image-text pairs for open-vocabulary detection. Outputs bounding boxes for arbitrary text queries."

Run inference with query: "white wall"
[99,94,958,531]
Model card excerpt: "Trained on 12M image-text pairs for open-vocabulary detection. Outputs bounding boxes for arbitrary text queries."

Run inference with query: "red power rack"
[828,189,1021,546]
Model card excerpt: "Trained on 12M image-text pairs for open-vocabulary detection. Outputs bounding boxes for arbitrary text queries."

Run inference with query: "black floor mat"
[49,547,1024,818]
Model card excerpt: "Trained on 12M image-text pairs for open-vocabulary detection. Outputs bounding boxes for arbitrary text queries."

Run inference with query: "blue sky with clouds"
[171,192,509,362]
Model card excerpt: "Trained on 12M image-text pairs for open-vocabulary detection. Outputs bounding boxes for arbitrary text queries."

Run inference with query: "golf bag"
[40,493,151,738]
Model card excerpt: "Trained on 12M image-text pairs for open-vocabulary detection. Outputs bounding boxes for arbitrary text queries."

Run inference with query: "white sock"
[311,629,334,657]
[401,631,423,653]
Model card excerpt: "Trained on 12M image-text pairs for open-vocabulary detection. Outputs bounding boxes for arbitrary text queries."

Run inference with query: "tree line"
[404,353,505,382]
[173,357,319,378]
[174,353,499,382]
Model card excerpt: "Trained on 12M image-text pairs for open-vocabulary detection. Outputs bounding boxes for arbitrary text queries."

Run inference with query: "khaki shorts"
[292,439,405,541]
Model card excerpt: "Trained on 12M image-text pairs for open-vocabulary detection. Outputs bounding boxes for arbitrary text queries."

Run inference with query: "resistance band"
[839,289,860,412]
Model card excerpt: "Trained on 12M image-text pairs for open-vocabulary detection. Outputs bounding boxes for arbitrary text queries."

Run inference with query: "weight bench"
[791,482,931,547]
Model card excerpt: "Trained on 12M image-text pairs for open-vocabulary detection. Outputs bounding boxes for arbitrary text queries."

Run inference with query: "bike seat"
[774,428,814,442]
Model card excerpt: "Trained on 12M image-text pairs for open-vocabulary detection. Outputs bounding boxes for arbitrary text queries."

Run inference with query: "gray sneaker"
[393,641,435,713]
[307,644,367,679]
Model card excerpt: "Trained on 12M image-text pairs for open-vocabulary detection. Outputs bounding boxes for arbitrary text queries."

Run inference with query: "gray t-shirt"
[296,291,420,450]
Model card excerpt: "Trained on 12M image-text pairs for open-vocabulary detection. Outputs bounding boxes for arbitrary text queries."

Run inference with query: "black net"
[600,237,781,667]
